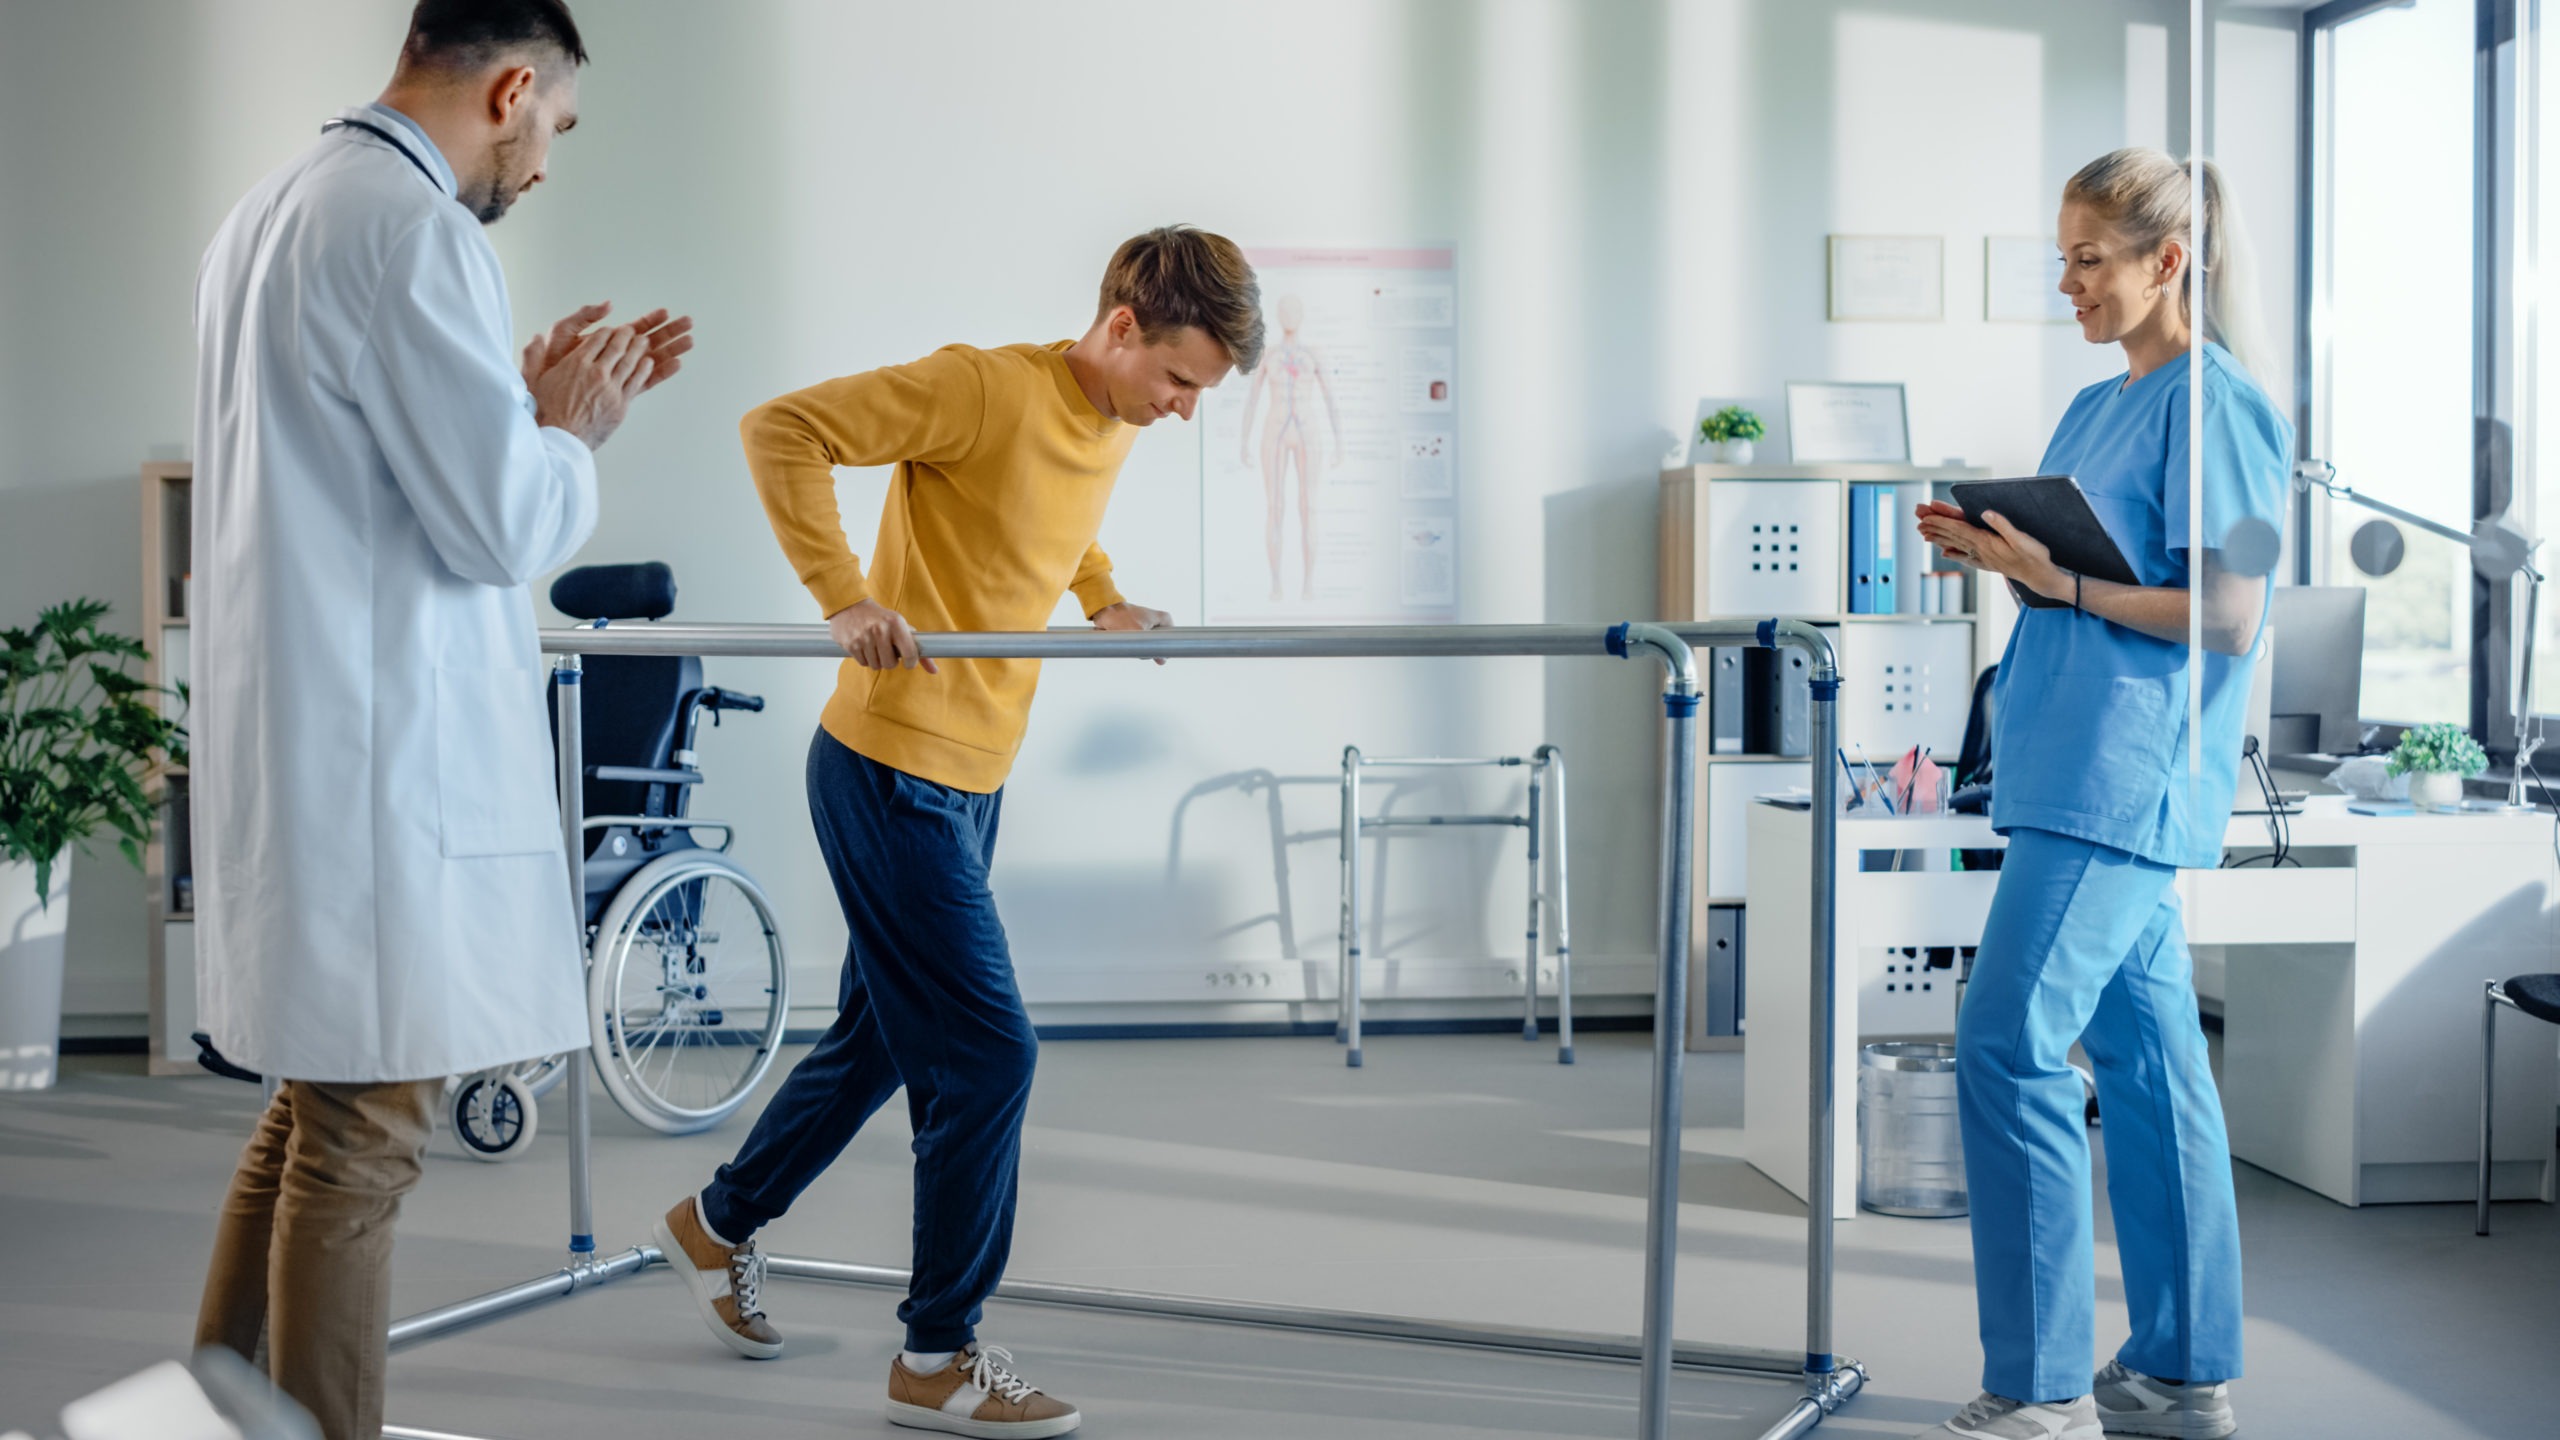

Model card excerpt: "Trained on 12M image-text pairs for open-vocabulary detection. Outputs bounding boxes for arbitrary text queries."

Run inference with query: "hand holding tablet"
[1919,475,2141,610]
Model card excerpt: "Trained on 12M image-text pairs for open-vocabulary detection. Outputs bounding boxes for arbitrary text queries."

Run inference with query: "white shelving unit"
[1659,462,2009,1046]
[139,461,195,1075]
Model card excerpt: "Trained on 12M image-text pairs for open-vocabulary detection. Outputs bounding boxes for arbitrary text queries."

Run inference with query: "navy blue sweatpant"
[699,729,1035,1352]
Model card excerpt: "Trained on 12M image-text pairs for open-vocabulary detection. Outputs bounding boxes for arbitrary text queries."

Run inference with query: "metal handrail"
[392,618,1852,1440]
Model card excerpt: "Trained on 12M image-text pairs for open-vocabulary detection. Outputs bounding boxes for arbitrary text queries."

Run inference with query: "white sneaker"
[2091,1360,2235,1438]
[1915,1392,2102,1440]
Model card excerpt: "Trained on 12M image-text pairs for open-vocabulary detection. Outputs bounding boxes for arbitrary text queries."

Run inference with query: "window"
[2304,0,2480,726]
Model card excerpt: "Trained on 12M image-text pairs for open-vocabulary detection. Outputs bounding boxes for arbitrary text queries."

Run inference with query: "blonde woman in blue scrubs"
[1908,149,2289,1440]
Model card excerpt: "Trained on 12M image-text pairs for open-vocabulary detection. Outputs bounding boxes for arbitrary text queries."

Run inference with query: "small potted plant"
[1699,405,1766,464]
[2385,721,2487,812]
[1,600,187,1089]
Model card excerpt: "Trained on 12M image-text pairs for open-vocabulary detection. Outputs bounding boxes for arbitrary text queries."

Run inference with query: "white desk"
[1744,797,2560,1216]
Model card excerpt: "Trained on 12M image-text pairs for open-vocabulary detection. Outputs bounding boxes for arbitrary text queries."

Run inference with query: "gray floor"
[3,1030,2554,1439]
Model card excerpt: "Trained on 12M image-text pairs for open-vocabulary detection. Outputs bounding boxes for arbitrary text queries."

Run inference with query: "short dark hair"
[401,0,588,73]
[1097,227,1264,373]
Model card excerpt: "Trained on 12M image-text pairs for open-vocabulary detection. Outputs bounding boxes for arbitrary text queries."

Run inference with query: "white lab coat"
[190,105,595,1082]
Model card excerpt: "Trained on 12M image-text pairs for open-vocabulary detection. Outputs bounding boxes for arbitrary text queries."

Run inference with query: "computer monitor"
[2266,586,2367,756]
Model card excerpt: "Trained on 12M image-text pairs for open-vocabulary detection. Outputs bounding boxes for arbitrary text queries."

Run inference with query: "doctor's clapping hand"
[1913,500,2070,605]
[522,302,697,451]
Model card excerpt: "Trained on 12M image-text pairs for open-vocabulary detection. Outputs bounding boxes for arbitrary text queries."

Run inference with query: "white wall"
[6,0,2280,1027]
[2212,8,2303,409]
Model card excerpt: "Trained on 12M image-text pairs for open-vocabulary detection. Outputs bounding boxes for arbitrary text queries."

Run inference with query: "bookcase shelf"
[139,461,194,1076]
[1659,462,2012,1050]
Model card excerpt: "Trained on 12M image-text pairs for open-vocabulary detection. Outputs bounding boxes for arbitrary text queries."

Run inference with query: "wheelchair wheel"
[451,1072,539,1161]
[448,1052,566,1100]
[587,850,789,1135]
[512,1051,570,1100]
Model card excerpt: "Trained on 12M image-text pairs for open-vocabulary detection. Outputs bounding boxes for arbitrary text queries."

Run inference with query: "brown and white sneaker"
[652,1196,782,1359]
[886,1344,1081,1437]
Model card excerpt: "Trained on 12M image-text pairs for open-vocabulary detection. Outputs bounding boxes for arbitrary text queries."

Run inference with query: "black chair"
[1954,663,1998,790]
[548,563,766,923]
[2477,973,2560,1234]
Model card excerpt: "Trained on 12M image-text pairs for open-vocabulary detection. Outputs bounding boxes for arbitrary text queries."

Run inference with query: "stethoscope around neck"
[321,116,440,189]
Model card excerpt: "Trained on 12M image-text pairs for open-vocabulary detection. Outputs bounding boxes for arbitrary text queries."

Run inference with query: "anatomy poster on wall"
[1201,247,1459,624]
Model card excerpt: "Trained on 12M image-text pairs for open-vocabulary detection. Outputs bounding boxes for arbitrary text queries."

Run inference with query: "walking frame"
[382,619,1860,1440]
[1336,744,1574,1067]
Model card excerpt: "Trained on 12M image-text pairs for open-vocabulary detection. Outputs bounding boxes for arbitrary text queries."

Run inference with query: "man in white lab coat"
[187,4,691,1435]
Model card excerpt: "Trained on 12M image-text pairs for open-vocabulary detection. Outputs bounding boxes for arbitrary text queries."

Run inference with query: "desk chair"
[2478,973,2560,1234]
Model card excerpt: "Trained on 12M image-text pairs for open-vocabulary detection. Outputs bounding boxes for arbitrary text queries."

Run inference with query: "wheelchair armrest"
[587,764,704,787]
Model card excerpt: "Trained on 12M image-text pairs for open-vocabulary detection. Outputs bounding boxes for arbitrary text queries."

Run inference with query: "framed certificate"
[1826,235,1944,322]
[1984,236,2075,323]
[1785,381,1911,465]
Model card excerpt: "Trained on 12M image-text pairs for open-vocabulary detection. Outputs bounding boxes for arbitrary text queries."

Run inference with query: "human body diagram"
[1234,295,1344,601]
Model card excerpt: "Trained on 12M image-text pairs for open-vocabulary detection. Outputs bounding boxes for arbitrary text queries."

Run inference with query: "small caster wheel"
[452,1073,538,1161]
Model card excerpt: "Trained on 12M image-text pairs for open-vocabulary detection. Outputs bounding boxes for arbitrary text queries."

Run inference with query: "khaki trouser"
[195,1078,438,1440]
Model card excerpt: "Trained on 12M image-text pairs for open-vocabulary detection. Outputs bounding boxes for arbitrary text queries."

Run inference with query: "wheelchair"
[448,562,792,1158]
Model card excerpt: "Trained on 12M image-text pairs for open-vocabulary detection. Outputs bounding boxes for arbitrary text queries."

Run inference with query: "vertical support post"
[1541,746,1575,1065]
[1803,662,1843,1378]
[1638,684,1699,1439]
[1523,761,1543,1041]
[1345,748,1365,1068]
[1337,749,1355,1046]
[553,655,595,1264]
[2479,982,2500,1236]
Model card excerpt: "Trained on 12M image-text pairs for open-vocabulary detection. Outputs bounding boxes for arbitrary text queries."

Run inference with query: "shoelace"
[1952,1392,2021,1428]
[964,1344,1040,1405]
[2098,1364,2198,1409]
[727,1241,767,1320]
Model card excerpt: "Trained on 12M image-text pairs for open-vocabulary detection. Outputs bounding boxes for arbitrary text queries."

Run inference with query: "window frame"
[2297,0,2545,749]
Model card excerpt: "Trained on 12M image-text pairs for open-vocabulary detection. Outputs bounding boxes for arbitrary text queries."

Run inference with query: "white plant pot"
[2408,769,2467,812]
[0,849,72,1090]
[1714,438,1757,464]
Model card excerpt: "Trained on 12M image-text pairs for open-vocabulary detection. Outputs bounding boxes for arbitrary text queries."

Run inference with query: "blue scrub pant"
[699,730,1034,1353]
[1958,828,2243,1402]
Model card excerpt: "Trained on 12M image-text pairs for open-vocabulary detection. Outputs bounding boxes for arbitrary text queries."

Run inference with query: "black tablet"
[1946,475,2140,610]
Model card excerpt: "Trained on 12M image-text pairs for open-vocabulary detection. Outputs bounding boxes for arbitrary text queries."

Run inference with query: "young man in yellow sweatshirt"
[652,227,1262,1437]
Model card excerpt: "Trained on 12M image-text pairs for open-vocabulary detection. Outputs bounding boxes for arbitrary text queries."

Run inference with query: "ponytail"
[2063,147,2269,386]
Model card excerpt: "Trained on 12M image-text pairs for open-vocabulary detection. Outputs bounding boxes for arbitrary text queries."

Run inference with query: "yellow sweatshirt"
[741,341,1137,792]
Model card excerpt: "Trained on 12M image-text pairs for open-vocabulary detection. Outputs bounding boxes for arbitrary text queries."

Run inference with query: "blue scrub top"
[1989,342,2292,870]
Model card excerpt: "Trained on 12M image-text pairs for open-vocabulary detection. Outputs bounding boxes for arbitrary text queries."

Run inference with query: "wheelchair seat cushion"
[552,562,676,622]
[2504,974,2560,1025]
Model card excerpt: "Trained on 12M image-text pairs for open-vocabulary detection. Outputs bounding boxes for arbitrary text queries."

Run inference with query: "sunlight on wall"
[2127,21,2171,154]
[2212,17,2300,408]
[1656,0,1753,443]
[1830,12,2045,470]
[1468,0,1582,624]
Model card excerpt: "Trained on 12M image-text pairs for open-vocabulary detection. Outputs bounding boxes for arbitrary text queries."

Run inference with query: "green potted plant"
[1,600,187,1089]
[2385,721,2487,812]
[1699,405,1766,464]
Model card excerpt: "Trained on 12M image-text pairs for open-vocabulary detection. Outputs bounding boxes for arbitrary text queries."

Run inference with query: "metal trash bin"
[1858,1041,1967,1217]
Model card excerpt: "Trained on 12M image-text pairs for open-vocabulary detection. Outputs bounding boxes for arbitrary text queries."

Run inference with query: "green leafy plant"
[1,600,187,908]
[1699,405,1765,445]
[2384,721,2487,778]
